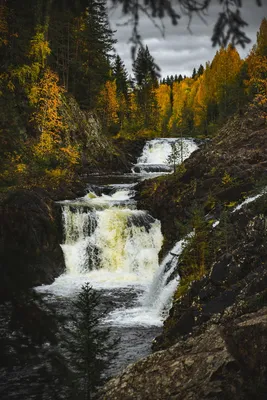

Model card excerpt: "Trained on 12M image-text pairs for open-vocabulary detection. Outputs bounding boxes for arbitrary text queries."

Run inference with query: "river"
[0,138,198,399]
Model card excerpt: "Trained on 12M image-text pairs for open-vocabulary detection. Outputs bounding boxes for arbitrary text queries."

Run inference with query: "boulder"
[99,308,267,400]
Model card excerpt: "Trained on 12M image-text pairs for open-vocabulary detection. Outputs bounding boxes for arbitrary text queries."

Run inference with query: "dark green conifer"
[132,45,159,88]
[67,282,118,400]
[197,64,204,76]
[113,54,129,98]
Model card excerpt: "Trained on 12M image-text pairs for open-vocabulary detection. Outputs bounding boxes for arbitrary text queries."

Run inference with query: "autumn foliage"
[0,1,267,191]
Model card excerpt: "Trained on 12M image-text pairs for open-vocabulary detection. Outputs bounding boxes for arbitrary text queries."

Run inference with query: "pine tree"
[113,54,128,98]
[132,45,159,128]
[197,64,204,76]
[192,68,196,79]
[132,45,159,88]
[67,283,118,400]
[49,0,116,108]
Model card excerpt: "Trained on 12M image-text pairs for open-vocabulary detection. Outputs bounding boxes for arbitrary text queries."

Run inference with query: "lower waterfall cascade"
[36,137,198,375]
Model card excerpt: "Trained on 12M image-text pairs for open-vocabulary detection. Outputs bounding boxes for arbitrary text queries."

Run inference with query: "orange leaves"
[98,80,119,128]
[29,68,65,137]
[59,145,79,166]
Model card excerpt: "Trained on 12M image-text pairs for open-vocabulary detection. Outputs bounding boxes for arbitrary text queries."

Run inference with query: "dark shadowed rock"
[99,308,267,400]
[0,188,65,298]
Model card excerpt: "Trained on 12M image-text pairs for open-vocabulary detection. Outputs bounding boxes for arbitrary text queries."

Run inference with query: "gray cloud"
[109,1,267,77]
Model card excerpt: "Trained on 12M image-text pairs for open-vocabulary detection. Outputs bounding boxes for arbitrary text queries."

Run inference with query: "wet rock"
[202,289,237,317]
[210,253,233,284]
[0,188,65,297]
[99,309,267,400]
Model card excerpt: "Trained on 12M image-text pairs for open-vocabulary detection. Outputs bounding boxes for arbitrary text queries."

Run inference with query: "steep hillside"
[137,108,267,253]
[99,108,267,399]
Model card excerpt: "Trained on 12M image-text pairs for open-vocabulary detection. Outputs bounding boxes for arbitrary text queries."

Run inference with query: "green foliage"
[66,283,119,400]
[175,209,210,298]
[113,55,129,99]
[131,46,159,129]
[167,140,189,172]
[222,171,233,186]
[214,208,235,253]
[133,45,159,87]
[48,0,116,108]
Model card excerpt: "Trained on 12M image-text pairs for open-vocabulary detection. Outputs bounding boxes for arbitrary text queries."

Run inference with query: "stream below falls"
[0,138,198,399]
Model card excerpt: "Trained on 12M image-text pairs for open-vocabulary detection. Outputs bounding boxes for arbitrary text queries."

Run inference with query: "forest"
[0,0,267,190]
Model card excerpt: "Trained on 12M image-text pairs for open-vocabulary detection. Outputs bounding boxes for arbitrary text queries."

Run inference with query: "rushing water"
[0,138,198,399]
[35,138,198,376]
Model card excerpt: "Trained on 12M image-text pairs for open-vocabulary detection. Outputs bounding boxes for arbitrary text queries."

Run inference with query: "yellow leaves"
[44,168,70,189]
[33,132,56,158]
[169,80,192,129]
[29,68,65,135]
[222,172,233,186]
[59,145,80,165]
[155,84,171,118]
[28,26,51,67]
[16,163,27,173]
[98,80,119,128]
[247,46,267,121]
[129,92,138,114]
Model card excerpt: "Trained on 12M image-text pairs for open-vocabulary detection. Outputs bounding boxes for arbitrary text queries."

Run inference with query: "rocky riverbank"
[99,108,267,398]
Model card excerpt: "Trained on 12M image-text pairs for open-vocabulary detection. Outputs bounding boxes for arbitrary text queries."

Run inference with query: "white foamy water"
[132,138,198,175]
[233,187,267,212]
[37,138,194,329]
[103,235,193,327]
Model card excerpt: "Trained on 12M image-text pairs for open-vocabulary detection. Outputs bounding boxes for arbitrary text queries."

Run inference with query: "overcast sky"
[109,1,267,78]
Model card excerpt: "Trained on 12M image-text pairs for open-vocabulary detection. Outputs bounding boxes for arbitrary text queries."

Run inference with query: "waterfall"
[132,138,198,174]
[142,237,190,313]
[59,190,163,285]
[37,138,198,327]
[104,236,192,327]
[232,187,267,212]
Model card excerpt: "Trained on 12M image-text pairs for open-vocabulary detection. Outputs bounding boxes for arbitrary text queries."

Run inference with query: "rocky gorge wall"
[0,189,65,299]
[99,110,267,399]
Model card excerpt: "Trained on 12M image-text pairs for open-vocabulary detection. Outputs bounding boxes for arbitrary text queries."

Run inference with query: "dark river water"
[0,138,198,399]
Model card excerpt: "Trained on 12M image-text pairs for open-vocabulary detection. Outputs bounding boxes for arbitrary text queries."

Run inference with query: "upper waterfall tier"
[132,138,198,174]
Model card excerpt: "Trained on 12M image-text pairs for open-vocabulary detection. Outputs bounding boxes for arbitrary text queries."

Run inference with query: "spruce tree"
[67,283,118,400]
[132,45,159,88]
[132,45,159,128]
[113,54,129,98]
[49,0,116,108]
[197,64,204,76]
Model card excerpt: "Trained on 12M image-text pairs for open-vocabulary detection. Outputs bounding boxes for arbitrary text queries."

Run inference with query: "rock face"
[153,204,267,351]
[100,110,267,399]
[100,308,267,400]
[137,111,267,254]
[62,95,139,174]
[0,188,65,298]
